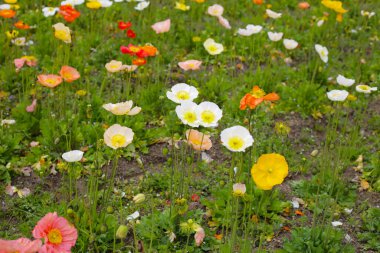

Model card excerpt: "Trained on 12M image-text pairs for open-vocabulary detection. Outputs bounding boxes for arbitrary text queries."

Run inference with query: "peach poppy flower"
[298,2,310,9]
[151,19,171,34]
[186,129,212,151]
[32,212,78,253]
[240,86,280,110]
[0,238,42,253]
[37,74,63,88]
[59,66,80,82]
[178,60,202,71]
[0,9,16,18]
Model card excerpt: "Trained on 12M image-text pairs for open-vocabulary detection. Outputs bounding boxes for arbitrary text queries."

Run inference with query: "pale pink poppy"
[5,185,31,198]
[218,16,231,29]
[186,129,212,151]
[151,19,171,34]
[178,60,202,71]
[194,228,205,246]
[32,212,78,253]
[14,58,26,71]
[0,238,42,253]
[59,66,80,82]
[26,99,37,112]
[207,4,224,17]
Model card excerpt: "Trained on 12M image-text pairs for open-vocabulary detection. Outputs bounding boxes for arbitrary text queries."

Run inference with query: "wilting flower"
[203,38,224,55]
[133,193,146,204]
[135,1,149,11]
[62,150,84,162]
[186,129,212,151]
[14,56,37,71]
[32,212,78,252]
[176,101,200,127]
[361,10,375,18]
[266,9,282,19]
[237,24,262,36]
[0,238,42,253]
[178,60,202,71]
[207,4,223,17]
[267,32,283,42]
[220,126,254,152]
[104,124,134,149]
[196,101,223,127]
[233,183,246,197]
[355,84,377,94]
[326,90,349,101]
[166,83,199,104]
[42,7,59,17]
[0,9,16,18]
[175,2,190,11]
[59,66,80,82]
[102,101,141,116]
[26,99,37,112]
[194,227,205,246]
[127,211,140,221]
[283,39,298,50]
[52,23,71,43]
[275,121,291,135]
[217,16,231,29]
[251,153,288,190]
[151,19,171,34]
[37,74,63,88]
[5,185,31,198]
[315,44,328,63]
[59,5,80,22]
[337,75,355,87]
[240,86,280,110]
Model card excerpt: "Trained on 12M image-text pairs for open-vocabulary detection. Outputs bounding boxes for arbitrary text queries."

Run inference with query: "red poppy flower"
[132,58,147,66]
[59,5,80,23]
[191,194,200,202]
[126,29,136,38]
[240,86,280,110]
[120,44,142,56]
[118,21,132,30]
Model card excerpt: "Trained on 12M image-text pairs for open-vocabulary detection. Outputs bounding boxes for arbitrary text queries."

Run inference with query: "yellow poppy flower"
[251,153,288,190]
[86,0,102,9]
[321,0,348,14]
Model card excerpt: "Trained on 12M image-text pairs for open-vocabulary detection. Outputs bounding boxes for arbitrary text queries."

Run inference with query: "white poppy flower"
[0,4,11,10]
[283,39,298,50]
[196,101,223,128]
[175,101,200,127]
[135,1,149,11]
[237,24,262,36]
[331,221,343,227]
[104,124,134,149]
[42,7,59,17]
[166,83,199,104]
[61,0,85,6]
[326,90,349,101]
[315,44,328,63]
[220,126,254,152]
[203,38,224,55]
[102,101,141,116]
[337,75,355,87]
[356,84,377,94]
[62,150,84,162]
[267,32,283,42]
[266,9,282,19]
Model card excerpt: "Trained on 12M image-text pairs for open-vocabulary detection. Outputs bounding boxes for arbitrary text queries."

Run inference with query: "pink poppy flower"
[32,212,78,253]
[178,60,202,71]
[0,238,42,253]
[26,99,37,113]
[59,66,80,82]
[194,227,205,246]
[218,16,231,29]
[186,129,212,151]
[151,19,171,34]
[14,58,26,71]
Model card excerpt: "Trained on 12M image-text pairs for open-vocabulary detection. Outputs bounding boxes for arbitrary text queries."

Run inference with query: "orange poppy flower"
[59,5,80,23]
[140,45,158,57]
[0,9,16,18]
[37,74,63,88]
[132,58,147,66]
[14,21,30,29]
[240,86,280,110]
[59,66,80,82]
[252,0,263,4]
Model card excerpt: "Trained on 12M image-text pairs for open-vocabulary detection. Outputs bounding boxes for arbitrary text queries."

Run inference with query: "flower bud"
[133,193,146,204]
[116,225,128,239]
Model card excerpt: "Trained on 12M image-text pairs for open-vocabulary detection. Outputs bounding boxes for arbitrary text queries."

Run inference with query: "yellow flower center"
[233,190,244,196]
[47,228,63,244]
[251,88,266,98]
[208,45,218,53]
[111,134,126,147]
[176,91,190,100]
[201,110,215,124]
[45,78,57,85]
[359,85,369,90]
[228,137,244,150]
[183,112,197,123]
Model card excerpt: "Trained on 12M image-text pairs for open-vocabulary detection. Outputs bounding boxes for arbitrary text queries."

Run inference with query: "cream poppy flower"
[52,23,71,43]
[315,44,328,63]
[237,24,262,36]
[355,84,377,94]
[42,7,59,17]
[220,126,254,152]
[203,38,224,55]
[283,39,298,50]
[102,101,141,116]
[62,150,84,162]
[166,83,199,103]
[266,9,282,19]
[267,32,283,42]
[196,101,223,128]
[105,60,123,73]
[175,101,199,127]
[326,90,349,101]
[207,4,223,17]
[337,75,355,87]
[104,124,134,149]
